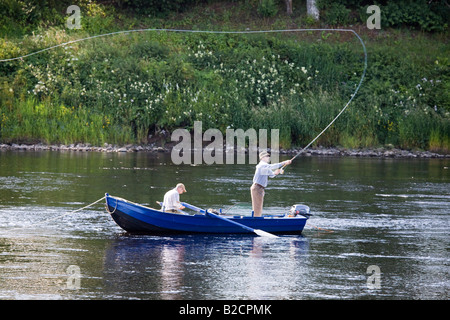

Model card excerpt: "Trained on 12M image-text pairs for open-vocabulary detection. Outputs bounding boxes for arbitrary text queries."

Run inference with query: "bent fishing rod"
[281,31,367,173]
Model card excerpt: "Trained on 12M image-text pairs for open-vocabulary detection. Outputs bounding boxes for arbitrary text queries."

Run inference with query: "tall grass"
[0,98,133,145]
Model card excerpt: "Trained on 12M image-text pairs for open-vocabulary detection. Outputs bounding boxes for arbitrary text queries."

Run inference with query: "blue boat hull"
[105,194,308,235]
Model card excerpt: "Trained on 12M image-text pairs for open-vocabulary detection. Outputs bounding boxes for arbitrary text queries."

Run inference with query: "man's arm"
[269,160,292,176]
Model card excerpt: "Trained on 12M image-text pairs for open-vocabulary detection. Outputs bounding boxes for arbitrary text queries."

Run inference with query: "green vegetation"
[0,1,449,153]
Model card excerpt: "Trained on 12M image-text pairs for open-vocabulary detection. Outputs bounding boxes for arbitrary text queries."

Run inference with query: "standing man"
[163,183,187,213]
[251,151,291,217]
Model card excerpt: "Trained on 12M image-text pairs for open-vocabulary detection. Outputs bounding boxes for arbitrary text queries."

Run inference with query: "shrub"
[381,0,448,32]
[257,0,278,18]
[319,0,449,32]
[323,3,351,26]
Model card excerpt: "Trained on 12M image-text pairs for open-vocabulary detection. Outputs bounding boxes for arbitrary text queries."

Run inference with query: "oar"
[182,202,278,238]
[207,210,279,238]
[181,202,206,213]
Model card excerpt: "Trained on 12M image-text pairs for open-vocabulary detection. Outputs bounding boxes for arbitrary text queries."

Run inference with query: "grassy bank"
[0,1,449,153]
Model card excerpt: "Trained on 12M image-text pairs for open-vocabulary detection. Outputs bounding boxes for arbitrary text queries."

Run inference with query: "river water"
[0,150,448,300]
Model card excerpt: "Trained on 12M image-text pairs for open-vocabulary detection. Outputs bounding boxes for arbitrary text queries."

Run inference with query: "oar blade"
[254,229,279,238]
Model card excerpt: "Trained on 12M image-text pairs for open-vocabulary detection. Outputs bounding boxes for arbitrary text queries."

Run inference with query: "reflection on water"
[102,235,309,300]
[0,151,449,299]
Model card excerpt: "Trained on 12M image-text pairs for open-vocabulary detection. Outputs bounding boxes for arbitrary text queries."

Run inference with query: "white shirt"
[252,161,283,188]
[163,188,181,211]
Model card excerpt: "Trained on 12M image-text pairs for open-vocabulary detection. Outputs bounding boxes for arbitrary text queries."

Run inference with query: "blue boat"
[105,193,311,236]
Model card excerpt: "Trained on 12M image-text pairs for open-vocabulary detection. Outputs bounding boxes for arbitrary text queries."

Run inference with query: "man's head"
[176,183,186,194]
[259,151,270,163]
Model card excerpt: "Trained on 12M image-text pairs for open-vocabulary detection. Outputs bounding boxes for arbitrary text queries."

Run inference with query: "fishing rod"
[281,29,367,173]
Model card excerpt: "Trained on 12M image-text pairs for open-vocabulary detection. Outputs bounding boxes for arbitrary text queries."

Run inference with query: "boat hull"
[106,194,308,235]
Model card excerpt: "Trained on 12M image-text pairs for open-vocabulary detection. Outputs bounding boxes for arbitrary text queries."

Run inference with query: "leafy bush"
[375,0,446,32]
[319,0,449,32]
[110,0,200,16]
[257,0,278,18]
[322,3,351,26]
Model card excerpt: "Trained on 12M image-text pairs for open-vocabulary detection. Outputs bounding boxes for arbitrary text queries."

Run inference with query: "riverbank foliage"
[0,1,449,152]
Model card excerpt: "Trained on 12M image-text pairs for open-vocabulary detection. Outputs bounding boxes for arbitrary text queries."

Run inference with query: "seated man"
[162,183,187,213]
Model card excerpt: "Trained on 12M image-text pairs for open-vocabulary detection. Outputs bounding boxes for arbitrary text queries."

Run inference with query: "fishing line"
[288,30,367,163]
[3,196,106,231]
[1,27,367,162]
